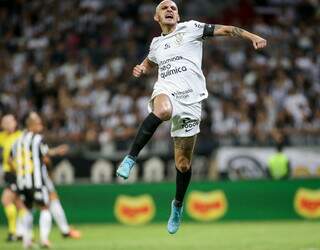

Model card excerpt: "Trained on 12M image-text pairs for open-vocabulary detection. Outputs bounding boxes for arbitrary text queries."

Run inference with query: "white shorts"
[148,92,202,137]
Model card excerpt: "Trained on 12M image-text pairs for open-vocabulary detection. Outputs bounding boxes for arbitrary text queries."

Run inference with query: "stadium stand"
[0,0,319,155]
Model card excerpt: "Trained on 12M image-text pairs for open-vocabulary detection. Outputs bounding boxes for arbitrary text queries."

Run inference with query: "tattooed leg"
[174,135,197,173]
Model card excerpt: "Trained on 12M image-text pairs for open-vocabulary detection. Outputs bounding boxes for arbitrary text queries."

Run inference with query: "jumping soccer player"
[117,0,267,234]
[0,114,22,241]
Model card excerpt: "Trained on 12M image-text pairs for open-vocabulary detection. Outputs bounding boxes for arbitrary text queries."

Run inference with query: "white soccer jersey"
[148,20,209,105]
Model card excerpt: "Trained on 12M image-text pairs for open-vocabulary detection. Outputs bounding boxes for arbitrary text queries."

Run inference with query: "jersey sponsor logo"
[159,56,183,66]
[160,66,187,79]
[159,55,187,79]
[15,149,34,176]
[164,43,171,49]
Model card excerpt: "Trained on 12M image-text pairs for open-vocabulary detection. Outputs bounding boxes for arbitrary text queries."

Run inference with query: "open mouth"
[165,13,173,20]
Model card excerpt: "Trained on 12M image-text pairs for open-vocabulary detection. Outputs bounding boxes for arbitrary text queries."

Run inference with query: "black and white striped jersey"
[11,131,49,190]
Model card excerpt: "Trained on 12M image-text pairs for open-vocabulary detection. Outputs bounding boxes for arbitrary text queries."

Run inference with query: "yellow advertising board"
[114,194,155,225]
[186,190,228,221]
[294,188,320,219]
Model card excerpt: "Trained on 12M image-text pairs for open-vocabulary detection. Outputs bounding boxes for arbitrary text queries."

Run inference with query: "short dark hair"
[276,143,283,152]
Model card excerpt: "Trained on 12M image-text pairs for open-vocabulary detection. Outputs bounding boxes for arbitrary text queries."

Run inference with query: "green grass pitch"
[1,221,320,250]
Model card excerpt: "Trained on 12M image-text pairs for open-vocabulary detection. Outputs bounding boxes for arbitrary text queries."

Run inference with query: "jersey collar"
[161,24,178,36]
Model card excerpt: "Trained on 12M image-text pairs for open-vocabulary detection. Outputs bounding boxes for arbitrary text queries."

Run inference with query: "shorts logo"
[172,116,200,133]
[171,89,193,100]
[181,118,199,132]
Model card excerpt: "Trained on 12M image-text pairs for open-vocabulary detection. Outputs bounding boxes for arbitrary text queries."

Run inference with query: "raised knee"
[154,107,171,121]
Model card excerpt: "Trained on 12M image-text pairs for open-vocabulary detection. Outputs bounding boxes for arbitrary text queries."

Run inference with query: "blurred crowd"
[0,0,319,154]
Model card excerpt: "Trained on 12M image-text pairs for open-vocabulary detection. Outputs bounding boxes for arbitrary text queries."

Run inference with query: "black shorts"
[18,187,49,209]
[4,172,18,192]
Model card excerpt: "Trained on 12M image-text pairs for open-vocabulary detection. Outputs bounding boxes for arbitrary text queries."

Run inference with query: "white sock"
[22,210,33,248]
[49,199,70,234]
[39,209,52,244]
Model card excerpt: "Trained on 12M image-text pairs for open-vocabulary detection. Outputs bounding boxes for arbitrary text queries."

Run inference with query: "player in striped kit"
[11,112,52,248]
[1,113,81,245]
[11,112,81,248]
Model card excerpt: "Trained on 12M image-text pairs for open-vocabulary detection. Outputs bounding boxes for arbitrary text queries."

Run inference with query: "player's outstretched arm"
[48,144,69,157]
[132,58,156,78]
[213,25,267,49]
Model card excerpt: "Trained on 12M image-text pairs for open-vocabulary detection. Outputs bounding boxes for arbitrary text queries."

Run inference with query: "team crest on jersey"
[174,33,184,46]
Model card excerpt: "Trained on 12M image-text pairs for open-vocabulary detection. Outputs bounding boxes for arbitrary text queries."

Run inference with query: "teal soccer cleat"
[116,155,136,179]
[167,200,183,234]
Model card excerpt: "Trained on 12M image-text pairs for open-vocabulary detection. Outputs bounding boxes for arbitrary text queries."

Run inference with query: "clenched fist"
[132,64,147,78]
[251,35,267,50]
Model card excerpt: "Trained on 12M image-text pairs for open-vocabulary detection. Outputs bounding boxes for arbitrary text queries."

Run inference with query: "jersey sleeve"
[147,39,157,64]
[187,20,206,40]
[187,20,215,40]
[39,140,49,157]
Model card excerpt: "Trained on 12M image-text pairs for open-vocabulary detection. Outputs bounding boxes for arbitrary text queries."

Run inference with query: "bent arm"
[213,25,267,49]
[133,57,157,77]
[140,57,157,75]
[47,144,69,157]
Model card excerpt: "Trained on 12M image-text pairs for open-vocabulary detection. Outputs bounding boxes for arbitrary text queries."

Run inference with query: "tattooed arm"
[213,25,267,49]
